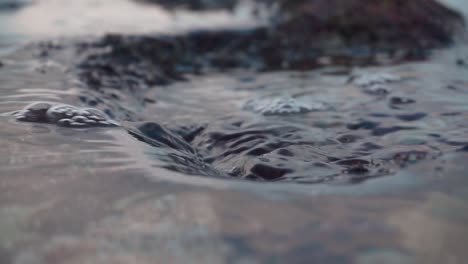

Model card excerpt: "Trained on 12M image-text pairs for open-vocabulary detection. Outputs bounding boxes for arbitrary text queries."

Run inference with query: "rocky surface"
[141,0,464,51]
[77,0,464,92]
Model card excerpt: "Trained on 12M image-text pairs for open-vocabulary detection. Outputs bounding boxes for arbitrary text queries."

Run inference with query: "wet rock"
[77,0,463,90]
[77,34,188,90]
[142,0,464,50]
[280,0,463,49]
[13,102,119,128]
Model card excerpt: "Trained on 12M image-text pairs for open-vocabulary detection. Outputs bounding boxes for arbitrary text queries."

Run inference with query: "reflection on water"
[389,191,468,264]
[1,0,468,263]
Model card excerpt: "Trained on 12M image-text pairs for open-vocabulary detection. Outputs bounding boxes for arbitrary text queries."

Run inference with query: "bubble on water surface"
[350,72,402,95]
[13,102,53,123]
[350,72,402,87]
[13,102,119,128]
[243,96,329,115]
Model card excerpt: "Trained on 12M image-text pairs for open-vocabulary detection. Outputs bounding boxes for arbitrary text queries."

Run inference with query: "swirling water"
[1,1,468,263]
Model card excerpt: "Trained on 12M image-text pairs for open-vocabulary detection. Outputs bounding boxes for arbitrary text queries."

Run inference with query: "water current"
[1,0,468,263]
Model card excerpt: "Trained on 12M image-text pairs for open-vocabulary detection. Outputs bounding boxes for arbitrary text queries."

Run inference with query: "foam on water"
[14,102,119,127]
[243,95,329,115]
[350,72,402,87]
[349,71,403,95]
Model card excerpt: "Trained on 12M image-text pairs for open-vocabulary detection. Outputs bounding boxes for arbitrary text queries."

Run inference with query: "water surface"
[1,1,468,263]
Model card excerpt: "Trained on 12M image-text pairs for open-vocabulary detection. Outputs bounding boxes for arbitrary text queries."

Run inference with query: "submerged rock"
[14,102,119,128]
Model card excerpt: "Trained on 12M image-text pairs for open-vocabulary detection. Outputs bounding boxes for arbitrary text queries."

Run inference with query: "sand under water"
[1,0,468,263]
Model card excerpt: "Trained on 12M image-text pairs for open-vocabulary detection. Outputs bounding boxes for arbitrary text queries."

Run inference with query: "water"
[1,1,468,263]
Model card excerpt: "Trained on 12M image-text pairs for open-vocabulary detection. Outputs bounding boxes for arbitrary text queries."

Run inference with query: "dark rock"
[278,0,464,49]
[77,0,464,90]
[140,0,464,51]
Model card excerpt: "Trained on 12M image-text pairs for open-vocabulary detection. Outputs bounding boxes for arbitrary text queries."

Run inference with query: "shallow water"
[1,0,468,263]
